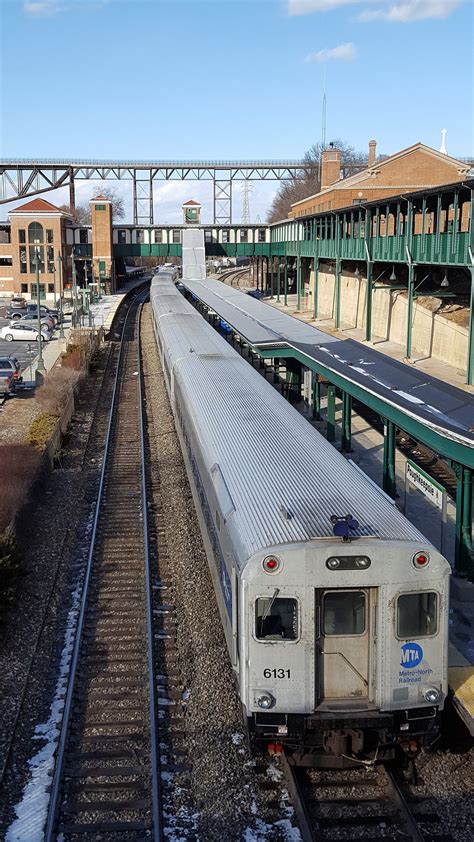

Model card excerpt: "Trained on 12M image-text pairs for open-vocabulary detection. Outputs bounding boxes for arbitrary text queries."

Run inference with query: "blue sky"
[0,0,472,222]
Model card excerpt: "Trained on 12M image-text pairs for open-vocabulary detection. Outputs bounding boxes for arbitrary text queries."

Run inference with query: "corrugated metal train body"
[149,271,451,765]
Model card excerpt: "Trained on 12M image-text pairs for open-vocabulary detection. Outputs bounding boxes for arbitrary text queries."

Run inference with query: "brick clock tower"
[90,195,115,293]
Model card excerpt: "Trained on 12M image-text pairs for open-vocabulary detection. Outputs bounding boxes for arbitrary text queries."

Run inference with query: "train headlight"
[257,693,275,710]
[355,556,370,569]
[327,557,340,570]
[413,551,430,570]
[422,687,440,704]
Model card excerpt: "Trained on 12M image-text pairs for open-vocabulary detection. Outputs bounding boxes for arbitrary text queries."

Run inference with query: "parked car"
[11,312,55,331]
[26,304,59,322]
[0,323,50,342]
[0,355,23,384]
[9,304,58,324]
[10,295,27,310]
[0,367,15,397]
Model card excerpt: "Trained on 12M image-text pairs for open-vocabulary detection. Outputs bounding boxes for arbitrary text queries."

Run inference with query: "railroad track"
[218,267,251,287]
[44,289,162,840]
[281,752,454,842]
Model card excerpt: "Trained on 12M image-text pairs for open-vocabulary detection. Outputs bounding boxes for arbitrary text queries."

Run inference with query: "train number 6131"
[263,668,290,679]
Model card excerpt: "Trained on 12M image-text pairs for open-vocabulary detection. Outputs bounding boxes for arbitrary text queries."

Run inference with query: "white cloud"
[305,42,358,62]
[360,1,463,21]
[23,2,63,15]
[288,0,464,22]
[289,0,364,13]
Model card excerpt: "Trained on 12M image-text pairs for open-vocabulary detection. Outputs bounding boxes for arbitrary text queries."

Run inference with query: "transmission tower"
[242,181,251,224]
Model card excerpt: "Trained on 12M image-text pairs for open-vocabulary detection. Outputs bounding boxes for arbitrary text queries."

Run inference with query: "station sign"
[405,460,445,511]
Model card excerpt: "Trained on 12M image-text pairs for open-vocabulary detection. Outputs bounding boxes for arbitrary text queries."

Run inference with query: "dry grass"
[35,366,80,417]
[0,444,40,533]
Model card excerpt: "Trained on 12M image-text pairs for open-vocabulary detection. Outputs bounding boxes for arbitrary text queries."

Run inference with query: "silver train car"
[150,272,450,766]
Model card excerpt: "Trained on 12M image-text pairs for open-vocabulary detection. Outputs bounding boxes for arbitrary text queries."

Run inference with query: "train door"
[316,589,371,703]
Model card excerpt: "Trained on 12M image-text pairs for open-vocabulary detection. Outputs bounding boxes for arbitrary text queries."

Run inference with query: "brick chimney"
[368,139,377,167]
[321,144,341,189]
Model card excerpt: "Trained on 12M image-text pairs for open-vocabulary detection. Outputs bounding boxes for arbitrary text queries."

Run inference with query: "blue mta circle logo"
[400,643,423,669]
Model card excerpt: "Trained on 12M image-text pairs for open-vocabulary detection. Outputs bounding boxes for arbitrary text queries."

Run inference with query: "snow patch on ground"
[5,578,83,841]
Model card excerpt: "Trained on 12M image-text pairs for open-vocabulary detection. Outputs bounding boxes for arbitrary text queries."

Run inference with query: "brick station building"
[289,141,471,218]
[0,195,115,302]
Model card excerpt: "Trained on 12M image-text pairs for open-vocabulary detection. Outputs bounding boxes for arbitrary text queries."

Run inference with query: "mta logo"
[400,643,423,669]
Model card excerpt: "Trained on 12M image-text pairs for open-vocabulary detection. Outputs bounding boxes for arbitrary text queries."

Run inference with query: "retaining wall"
[310,270,468,371]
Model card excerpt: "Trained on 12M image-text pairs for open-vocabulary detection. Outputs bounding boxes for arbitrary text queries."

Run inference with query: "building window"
[240,230,248,243]
[30,282,46,300]
[48,283,55,294]
[46,229,54,244]
[154,230,162,244]
[204,230,212,243]
[95,204,106,211]
[29,246,44,274]
[21,283,28,294]
[28,222,44,244]
[258,228,266,243]
[79,229,88,244]
[172,230,181,244]
[0,257,12,266]
[221,230,230,243]
[118,230,127,244]
[19,229,26,244]
[47,246,55,273]
[136,229,144,244]
[19,247,27,272]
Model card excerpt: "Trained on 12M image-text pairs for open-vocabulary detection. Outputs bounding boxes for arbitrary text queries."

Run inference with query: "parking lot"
[0,302,68,378]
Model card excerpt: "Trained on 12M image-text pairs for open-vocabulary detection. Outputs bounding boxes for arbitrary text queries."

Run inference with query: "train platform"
[181,277,474,459]
[179,274,474,737]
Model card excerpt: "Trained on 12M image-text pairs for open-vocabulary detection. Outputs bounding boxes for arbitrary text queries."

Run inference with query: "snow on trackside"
[243,819,301,840]
[6,580,82,841]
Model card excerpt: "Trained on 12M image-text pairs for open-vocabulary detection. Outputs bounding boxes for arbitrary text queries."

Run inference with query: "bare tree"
[59,187,125,226]
[267,139,367,223]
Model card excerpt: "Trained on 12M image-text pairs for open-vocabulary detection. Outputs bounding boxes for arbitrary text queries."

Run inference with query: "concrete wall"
[311,269,469,372]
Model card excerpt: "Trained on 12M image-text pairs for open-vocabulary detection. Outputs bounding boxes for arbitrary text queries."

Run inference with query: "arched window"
[28,222,44,243]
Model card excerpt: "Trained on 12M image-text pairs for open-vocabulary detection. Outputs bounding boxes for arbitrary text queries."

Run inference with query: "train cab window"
[323,591,365,636]
[255,597,298,641]
[397,592,438,639]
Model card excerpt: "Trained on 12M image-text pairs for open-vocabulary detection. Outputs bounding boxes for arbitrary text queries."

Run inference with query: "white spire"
[439,128,448,155]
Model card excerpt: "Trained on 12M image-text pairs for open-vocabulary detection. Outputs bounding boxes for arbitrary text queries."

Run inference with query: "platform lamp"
[57,254,65,339]
[440,269,450,288]
[389,265,397,282]
[34,247,45,373]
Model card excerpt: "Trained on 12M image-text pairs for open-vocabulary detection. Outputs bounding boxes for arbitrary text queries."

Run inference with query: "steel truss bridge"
[0,158,320,224]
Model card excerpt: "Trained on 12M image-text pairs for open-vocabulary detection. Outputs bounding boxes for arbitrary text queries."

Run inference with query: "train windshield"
[397,592,438,638]
[255,597,298,641]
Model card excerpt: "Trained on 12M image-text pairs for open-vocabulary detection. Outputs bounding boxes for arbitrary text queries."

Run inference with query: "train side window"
[397,592,438,638]
[323,591,366,636]
[255,597,298,641]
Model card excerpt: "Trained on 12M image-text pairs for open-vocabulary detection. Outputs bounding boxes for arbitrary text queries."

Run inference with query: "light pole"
[71,248,78,328]
[57,254,65,339]
[34,247,45,373]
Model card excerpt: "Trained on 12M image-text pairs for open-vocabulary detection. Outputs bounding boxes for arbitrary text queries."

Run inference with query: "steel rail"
[383,765,426,842]
[138,299,163,839]
[280,751,315,842]
[43,289,151,841]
